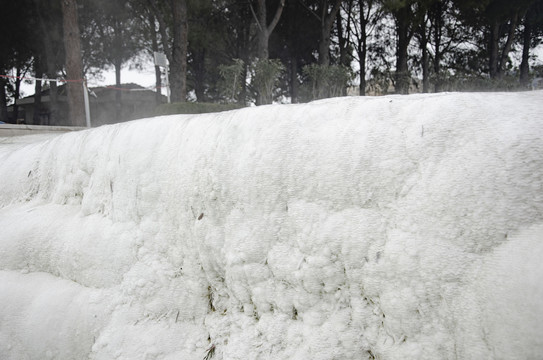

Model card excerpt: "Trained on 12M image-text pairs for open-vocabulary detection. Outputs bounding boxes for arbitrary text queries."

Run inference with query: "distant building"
[8,83,166,127]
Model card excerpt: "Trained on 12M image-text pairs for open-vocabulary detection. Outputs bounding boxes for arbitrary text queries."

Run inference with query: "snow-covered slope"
[1,92,542,360]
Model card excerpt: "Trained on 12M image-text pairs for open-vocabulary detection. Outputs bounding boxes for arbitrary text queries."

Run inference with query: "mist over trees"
[1,0,542,124]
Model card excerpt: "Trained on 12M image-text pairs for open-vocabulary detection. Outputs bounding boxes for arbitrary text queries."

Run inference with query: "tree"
[520,0,543,86]
[249,0,286,104]
[428,0,452,92]
[415,4,431,92]
[93,0,143,87]
[129,0,168,103]
[336,2,352,68]
[3,0,543,113]
[86,0,146,120]
[380,0,430,94]
[271,0,320,102]
[299,0,343,66]
[0,0,34,123]
[414,0,456,93]
[30,0,65,124]
[453,0,536,81]
[319,0,343,65]
[170,0,188,102]
[0,80,7,122]
[61,0,86,126]
[186,0,231,102]
[147,11,164,104]
[252,0,286,60]
[147,0,187,102]
[345,0,383,95]
[218,0,254,104]
[78,0,108,76]
[487,0,521,79]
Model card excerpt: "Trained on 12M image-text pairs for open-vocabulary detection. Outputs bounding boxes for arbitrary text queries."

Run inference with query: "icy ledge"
[1,92,542,359]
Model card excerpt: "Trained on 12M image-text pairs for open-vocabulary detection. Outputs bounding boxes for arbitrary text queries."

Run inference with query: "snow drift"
[1,92,542,359]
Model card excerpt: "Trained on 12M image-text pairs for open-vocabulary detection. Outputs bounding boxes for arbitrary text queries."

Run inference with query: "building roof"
[15,83,160,105]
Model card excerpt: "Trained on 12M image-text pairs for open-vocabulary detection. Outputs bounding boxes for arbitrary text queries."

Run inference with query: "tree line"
[1,0,542,125]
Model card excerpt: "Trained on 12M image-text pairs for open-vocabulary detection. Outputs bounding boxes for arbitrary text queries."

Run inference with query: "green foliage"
[328,66,354,97]
[0,0,34,74]
[154,102,244,116]
[437,73,525,92]
[218,59,245,103]
[302,64,329,100]
[533,64,543,78]
[302,64,353,100]
[382,0,417,11]
[366,68,394,95]
[187,0,232,102]
[252,59,285,105]
[91,0,145,76]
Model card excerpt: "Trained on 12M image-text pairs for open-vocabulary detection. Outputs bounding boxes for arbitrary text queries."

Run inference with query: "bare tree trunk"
[520,18,532,87]
[432,0,443,93]
[148,0,171,60]
[0,79,8,123]
[13,67,22,121]
[359,35,366,96]
[256,0,270,60]
[319,0,342,66]
[253,0,285,60]
[488,21,500,79]
[290,57,299,102]
[45,22,59,125]
[170,0,188,102]
[35,0,61,125]
[419,18,430,93]
[357,0,369,96]
[395,5,411,94]
[234,4,251,106]
[286,0,300,102]
[193,49,206,102]
[253,0,285,104]
[497,12,518,77]
[114,60,122,121]
[337,8,349,68]
[61,0,86,126]
[238,41,250,107]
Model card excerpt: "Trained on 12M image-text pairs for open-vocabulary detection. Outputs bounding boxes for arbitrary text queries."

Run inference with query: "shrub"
[252,59,285,105]
[302,64,353,100]
[218,59,245,103]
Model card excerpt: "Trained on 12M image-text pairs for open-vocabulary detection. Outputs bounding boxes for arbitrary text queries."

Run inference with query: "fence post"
[82,80,91,128]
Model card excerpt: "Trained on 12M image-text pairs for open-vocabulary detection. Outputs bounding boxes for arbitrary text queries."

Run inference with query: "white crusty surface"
[1,91,542,359]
